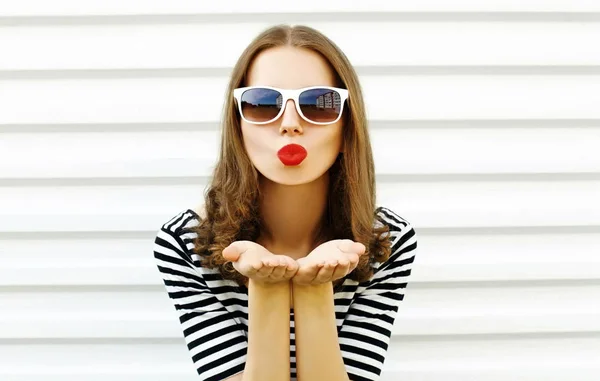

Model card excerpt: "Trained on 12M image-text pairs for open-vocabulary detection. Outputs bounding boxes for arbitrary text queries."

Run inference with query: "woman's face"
[240,46,344,186]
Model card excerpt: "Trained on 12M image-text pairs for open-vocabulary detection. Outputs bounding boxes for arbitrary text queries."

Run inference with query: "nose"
[279,99,303,135]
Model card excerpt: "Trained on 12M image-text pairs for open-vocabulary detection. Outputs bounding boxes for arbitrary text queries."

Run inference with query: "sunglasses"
[233,86,349,125]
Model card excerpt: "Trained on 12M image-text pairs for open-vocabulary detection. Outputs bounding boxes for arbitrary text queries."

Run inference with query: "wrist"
[248,279,291,313]
[292,281,333,295]
[291,282,336,322]
[249,278,291,291]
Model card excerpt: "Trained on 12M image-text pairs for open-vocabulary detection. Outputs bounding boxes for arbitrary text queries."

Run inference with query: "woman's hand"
[222,240,298,284]
[292,239,366,286]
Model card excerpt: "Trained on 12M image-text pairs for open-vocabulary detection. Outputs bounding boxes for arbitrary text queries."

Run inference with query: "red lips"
[277,144,307,166]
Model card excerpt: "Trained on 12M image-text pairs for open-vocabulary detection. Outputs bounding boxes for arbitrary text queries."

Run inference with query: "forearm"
[242,280,291,381]
[292,282,349,381]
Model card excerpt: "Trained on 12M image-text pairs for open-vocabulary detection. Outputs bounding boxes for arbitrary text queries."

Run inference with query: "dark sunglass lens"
[240,88,282,123]
[299,88,342,123]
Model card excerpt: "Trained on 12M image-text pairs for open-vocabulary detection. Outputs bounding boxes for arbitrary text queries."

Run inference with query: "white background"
[1,1,600,380]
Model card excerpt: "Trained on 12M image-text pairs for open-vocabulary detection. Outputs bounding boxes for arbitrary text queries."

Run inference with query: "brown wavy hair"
[191,24,392,288]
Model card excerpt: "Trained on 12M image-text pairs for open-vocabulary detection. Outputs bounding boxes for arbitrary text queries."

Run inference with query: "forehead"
[246,46,336,88]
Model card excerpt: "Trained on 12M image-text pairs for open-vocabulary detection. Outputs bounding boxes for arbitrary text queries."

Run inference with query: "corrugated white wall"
[1,1,600,380]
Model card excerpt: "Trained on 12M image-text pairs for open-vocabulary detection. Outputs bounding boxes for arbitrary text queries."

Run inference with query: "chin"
[257,163,330,186]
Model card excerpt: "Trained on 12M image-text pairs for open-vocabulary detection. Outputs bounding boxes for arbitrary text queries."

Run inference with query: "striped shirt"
[153,206,417,381]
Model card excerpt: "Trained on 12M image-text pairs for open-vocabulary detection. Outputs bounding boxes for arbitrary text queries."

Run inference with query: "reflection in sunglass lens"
[299,88,342,123]
[240,88,283,123]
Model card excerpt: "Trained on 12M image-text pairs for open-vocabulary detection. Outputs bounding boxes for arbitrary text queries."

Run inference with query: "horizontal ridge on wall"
[1,127,599,179]
[0,284,599,337]
[1,0,600,17]
[1,22,600,70]
[2,76,600,124]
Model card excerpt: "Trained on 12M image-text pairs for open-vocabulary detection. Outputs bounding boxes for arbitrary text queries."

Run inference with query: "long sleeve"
[153,211,248,381]
[338,208,418,381]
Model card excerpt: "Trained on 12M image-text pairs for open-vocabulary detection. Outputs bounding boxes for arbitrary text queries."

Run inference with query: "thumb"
[337,240,366,254]
[222,241,250,262]
[354,242,367,255]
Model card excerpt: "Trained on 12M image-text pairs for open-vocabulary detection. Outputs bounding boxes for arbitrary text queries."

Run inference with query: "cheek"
[241,124,258,148]
[241,124,271,157]
[319,125,344,152]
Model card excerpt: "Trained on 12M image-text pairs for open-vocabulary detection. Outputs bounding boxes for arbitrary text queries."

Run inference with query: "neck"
[257,173,329,258]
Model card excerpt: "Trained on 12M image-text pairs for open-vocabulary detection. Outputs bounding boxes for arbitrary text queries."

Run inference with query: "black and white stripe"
[154,207,417,381]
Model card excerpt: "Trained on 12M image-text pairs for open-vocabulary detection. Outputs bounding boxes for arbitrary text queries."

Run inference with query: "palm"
[293,239,366,286]
[222,241,298,284]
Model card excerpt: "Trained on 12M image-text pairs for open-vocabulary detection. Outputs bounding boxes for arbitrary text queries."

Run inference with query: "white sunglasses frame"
[233,86,349,125]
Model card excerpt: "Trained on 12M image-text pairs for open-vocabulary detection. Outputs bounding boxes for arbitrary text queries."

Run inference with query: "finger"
[337,258,350,268]
[354,242,367,255]
[283,257,299,277]
[294,260,320,285]
[248,258,265,276]
[331,261,350,281]
[269,258,288,279]
[283,264,299,279]
[256,259,275,278]
[314,261,337,284]
[336,240,362,254]
[342,242,365,255]
[284,256,299,271]
[345,253,360,272]
[336,239,355,253]
[222,241,249,261]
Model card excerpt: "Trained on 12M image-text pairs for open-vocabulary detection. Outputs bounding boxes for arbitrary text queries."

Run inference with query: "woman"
[153,24,418,381]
